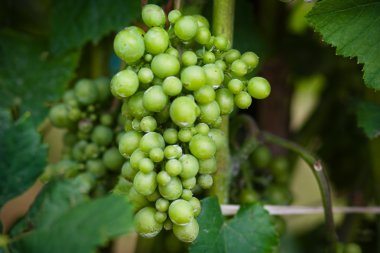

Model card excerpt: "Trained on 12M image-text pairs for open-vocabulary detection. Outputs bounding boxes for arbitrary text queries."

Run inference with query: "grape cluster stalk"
[111,4,271,242]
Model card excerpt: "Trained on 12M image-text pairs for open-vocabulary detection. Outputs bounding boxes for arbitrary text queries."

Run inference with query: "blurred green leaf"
[0,31,80,125]
[307,0,380,90]
[10,180,87,235]
[51,0,141,54]
[11,192,133,253]
[190,197,278,253]
[357,102,380,139]
[0,113,47,209]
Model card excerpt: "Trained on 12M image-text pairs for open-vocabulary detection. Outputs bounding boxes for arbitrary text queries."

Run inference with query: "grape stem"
[210,0,235,204]
[174,0,181,10]
[235,114,338,252]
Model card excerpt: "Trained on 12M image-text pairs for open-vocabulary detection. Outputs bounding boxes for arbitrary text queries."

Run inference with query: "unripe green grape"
[119,130,141,158]
[189,197,201,217]
[130,149,146,169]
[168,9,182,23]
[203,51,215,63]
[100,113,113,126]
[231,59,248,77]
[144,27,169,55]
[157,170,171,186]
[127,92,150,119]
[49,104,71,128]
[181,189,193,201]
[173,219,199,243]
[182,177,196,189]
[121,161,137,181]
[194,85,215,104]
[166,47,179,58]
[91,125,113,147]
[247,77,271,99]
[189,134,216,160]
[140,116,157,132]
[181,66,206,91]
[151,53,181,78]
[181,51,198,66]
[134,171,157,196]
[114,27,145,64]
[63,90,76,103]
[195,27,211,45]
[178,128,193,142]
[195,123,210,135]
[139,158,155,173]
[162,76,182,96]
[164,219,173,230]
[198,174,213,189]
[193,14,209,28]
[224,49,241,63]
[240,188,259,204]
[227,79,244,94]
[208,129,226,150]
[170,96,197,127]
[270,156,289,184]
[84,143,99,159]
[241,51,259,70]
[111,69,139,99]
[138,67,154,84]
[143,85,168,112]
[142,4,166,27]
[74,79,98,105]
[214,36,229,51]
[264,185,292,205]
[156,198,170,212]
[163,128,178,144]
[169,199,194,225]
[132,118,141,131]
[147,190,161,202]
[164,159,181,175]
[135,207,162,238]
[78,120,93,134]
[174,16,198,41]
[149,147,164,163]
[179,154,199,179]
[67,107,81,122]
[203,64,224,87]
[164,145,182,160]
[128,187,149,211]
[235,91,252,109]
[124,118,133,131]
[199,157,217,174]
[216,88,234,115]
[102,147,124,171]
[144,54,153,62]
[199,101,220,124]
[156,104,170,124]
[155,211,168,223]
[94,77,111,102]
[159,176,183,200]
[215,59,227,71]
[139,132,165,154]
[86,159,106,178]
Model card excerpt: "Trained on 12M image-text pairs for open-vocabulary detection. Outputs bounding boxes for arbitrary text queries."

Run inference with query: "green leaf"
[190,197,279,253]
[10,180,87,235]
[51,0,141,54]
[356,101,380,139]
[307,0,380,90]
[0,30,80,125]
[0,113,47,209]
[11,191,133,253]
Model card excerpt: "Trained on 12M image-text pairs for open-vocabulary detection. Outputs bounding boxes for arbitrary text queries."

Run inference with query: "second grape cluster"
[111,4,271,242]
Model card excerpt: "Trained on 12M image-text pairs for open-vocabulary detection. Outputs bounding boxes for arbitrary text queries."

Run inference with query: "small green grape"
[143,85,168,112]
[199,157,217,174]
[173,219,199,243]
[170,96,197,127]
[168,9,182,23]
[163,128,178,144]
[91,125,114,146]
[234,91,252,109]
[118,130,142,158]
[140,116,157,132]
[144,27,169,55]
[114,27,145,64]
[111,69,139,99]
[181,51,198,66]
[247,77,271,99]
[158,176,183,200]
[149,147,164,163]
[165,159,183,176]
[142,4,166,27]
[133,171,157,196]
[179,154,199,179]
[162,76,182,96]
[181,66,207,91]
[139,158,155,173]
[102,147,124,171]
[151,53,181,78]
[156,198,170,212]
[189,134,216,160]
[241,51,259,70]
[135,207,162,238]
[174,16,198,41]
[138,67,154,84]
[169,199,194,225]
[139,132,165,154]
[194,85,215,104]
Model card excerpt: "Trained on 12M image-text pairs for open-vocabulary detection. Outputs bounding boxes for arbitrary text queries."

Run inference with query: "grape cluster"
[111,4,271,242]
[44,77,124,195]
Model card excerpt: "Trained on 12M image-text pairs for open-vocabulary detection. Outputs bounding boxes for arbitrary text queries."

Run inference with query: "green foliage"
[190,197,278,253]
[51,0,141,54]
[0,112,47,209]
[307,0,380,90]
[10,181,133,253]
[356,101,380,139]
[0,31,80,125]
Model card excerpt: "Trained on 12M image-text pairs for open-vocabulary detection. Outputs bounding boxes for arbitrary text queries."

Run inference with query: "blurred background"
[0,0,377,252]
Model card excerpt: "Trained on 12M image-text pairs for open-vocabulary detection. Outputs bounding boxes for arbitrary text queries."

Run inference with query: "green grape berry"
[111,69,139,99]
[114,27,145,64]
[135,207,163,238]
[247,77,271,99]
[142,4,166,27]
[168,199,194,225]
[174,16,198,41]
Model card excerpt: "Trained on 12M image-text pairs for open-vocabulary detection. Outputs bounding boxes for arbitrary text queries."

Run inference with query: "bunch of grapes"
[111,4,271,243]
[44,77,124,195]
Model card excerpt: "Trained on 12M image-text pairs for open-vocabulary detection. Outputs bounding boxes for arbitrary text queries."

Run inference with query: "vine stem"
[235,115,337,251]
[210,0,235,204]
